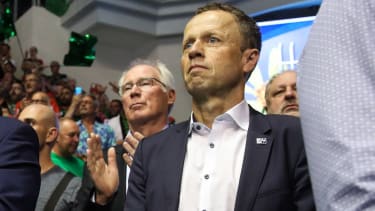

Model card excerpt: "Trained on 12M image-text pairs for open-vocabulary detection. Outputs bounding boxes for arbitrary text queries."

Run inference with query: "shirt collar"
[188,100,249,134]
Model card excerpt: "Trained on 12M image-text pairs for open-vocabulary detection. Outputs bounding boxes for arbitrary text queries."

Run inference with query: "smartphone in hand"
[75,86,82,95]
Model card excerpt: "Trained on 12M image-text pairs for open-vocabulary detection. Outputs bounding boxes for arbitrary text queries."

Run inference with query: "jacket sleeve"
[124,139,146,211]
[0,120,41,211]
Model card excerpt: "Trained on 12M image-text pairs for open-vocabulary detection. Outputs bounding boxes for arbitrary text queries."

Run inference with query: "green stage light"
[0,4,17,41]
[63,32,98,66]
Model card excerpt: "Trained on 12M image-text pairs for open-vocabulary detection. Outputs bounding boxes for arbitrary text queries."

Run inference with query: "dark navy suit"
[0,117,41,210]
[125,106,315,211]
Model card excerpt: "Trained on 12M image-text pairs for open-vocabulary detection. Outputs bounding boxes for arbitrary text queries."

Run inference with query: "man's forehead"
[185,10,235,31]
[124,65,159,81]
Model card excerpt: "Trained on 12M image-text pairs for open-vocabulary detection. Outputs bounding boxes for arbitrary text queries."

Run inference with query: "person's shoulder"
[107,115,120,125]
[0,117,36,139]
[142,120,190,145]
[0,116,22,126]
[264,114,301,128]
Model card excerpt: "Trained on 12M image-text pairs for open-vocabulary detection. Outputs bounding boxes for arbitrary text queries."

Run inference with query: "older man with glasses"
[75,59,176,211]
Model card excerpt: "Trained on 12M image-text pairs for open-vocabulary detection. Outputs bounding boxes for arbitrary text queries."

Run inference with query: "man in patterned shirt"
[75,94,116,160]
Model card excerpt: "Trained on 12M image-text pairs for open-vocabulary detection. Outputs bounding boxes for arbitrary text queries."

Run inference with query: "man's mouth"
[283,104,299,112]
[188,64,207,73]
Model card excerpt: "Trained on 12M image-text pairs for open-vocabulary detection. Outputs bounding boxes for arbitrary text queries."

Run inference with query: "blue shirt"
[76,120,116,156]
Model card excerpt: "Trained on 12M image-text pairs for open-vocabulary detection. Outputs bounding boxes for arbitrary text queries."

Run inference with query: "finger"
[107,147,118,172]
[132,131,145,141]
[123,153,133,167]
[123,141,135,157]
[125,135,139,149]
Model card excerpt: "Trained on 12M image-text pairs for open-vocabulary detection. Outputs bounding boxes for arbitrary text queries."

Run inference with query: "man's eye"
[273,90,284,96]
[183,41,193,50]
[123,85,133,91]
[139,80,152,87]
[208,37,219,43]
[24,119,35,126]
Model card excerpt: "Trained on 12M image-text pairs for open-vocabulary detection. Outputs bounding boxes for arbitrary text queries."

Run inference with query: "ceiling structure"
[58,0,321,55]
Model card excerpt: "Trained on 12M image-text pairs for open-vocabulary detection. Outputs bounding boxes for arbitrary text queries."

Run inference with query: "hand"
[71,94,83,106]
[123,132,144,167]
[86,133,119,205]
[108,81,119,95]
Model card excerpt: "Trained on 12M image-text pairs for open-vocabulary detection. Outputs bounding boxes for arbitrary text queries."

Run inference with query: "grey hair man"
[264,70,299,116]
[76,59,176,211]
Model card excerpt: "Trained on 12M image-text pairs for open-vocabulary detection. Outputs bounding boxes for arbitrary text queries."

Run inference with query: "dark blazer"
[0,117,41,211]
[75,144,127,211]
[125,107,315,211]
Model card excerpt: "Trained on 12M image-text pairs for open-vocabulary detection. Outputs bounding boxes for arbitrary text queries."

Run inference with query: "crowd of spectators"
[0,42,127,160]
[0,43,120,121]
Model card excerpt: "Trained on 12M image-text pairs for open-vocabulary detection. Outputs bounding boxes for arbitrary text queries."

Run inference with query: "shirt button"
[204,174,209,179]
[209,143,214,148]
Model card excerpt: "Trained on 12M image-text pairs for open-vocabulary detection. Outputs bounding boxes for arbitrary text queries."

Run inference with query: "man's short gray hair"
[118,59,176,96]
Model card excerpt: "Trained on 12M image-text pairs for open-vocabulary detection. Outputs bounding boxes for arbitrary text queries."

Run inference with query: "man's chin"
[283,110,300,117]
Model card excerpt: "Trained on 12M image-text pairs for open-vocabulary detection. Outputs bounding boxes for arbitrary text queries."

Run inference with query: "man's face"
[120,65,174,124]
[50,63,60,74]
[24,74,40,95]
[79,96,96,116]
[9,82,24,102]
[57,120,80,156]
[18,105,50,148]
[30,47,37,58]
[109,101,122,117]
[266,71,299,116]
[181,10,249,96]
[59,87,73,105]
[31,92,49,105]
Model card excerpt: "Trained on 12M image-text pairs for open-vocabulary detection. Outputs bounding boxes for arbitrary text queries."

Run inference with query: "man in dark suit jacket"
[125,3,315,211]
[76,59,176,211]
[0,117,41,210]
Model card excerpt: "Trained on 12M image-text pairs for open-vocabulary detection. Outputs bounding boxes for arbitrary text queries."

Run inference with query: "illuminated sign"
[245,16,315,113]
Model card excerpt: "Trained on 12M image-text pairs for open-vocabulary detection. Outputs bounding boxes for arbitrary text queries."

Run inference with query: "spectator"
[52,118,84,178]
[57,85,74,117]
[18,104,81,211]
[75,95,116,160]
[0,116,40,210]
[125,3,314,211]
[6,81,25,115]
[31,91,51,106]
[24,46,44,68]
[15,72,60,116]
[106,99,129,144]
[0,43,15,65]
[89,83,109,122]
[107,99,122,119]
[48,61,67,85]
[79,59,176,211]
[264,70,299,116]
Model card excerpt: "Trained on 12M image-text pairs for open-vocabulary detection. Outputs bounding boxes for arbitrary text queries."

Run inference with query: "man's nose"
[285,87,297,99]
[188,40,204,60]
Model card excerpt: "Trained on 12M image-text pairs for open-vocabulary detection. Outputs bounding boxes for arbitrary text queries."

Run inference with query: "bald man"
[19,104,81,210]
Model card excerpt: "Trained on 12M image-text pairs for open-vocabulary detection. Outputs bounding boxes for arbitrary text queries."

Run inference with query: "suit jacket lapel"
[234,107,273,211]
[161,121,190,211]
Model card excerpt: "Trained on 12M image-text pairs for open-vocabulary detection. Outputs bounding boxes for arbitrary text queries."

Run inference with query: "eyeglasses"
[121,77,167,95]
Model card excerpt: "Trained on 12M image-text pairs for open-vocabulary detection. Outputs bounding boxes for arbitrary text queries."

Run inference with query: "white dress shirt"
[178,100,249,211]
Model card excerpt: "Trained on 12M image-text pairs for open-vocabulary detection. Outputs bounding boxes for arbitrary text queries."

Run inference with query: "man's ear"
[46,127,58,144]
[241,48,260,76]
[167,89,176,105]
